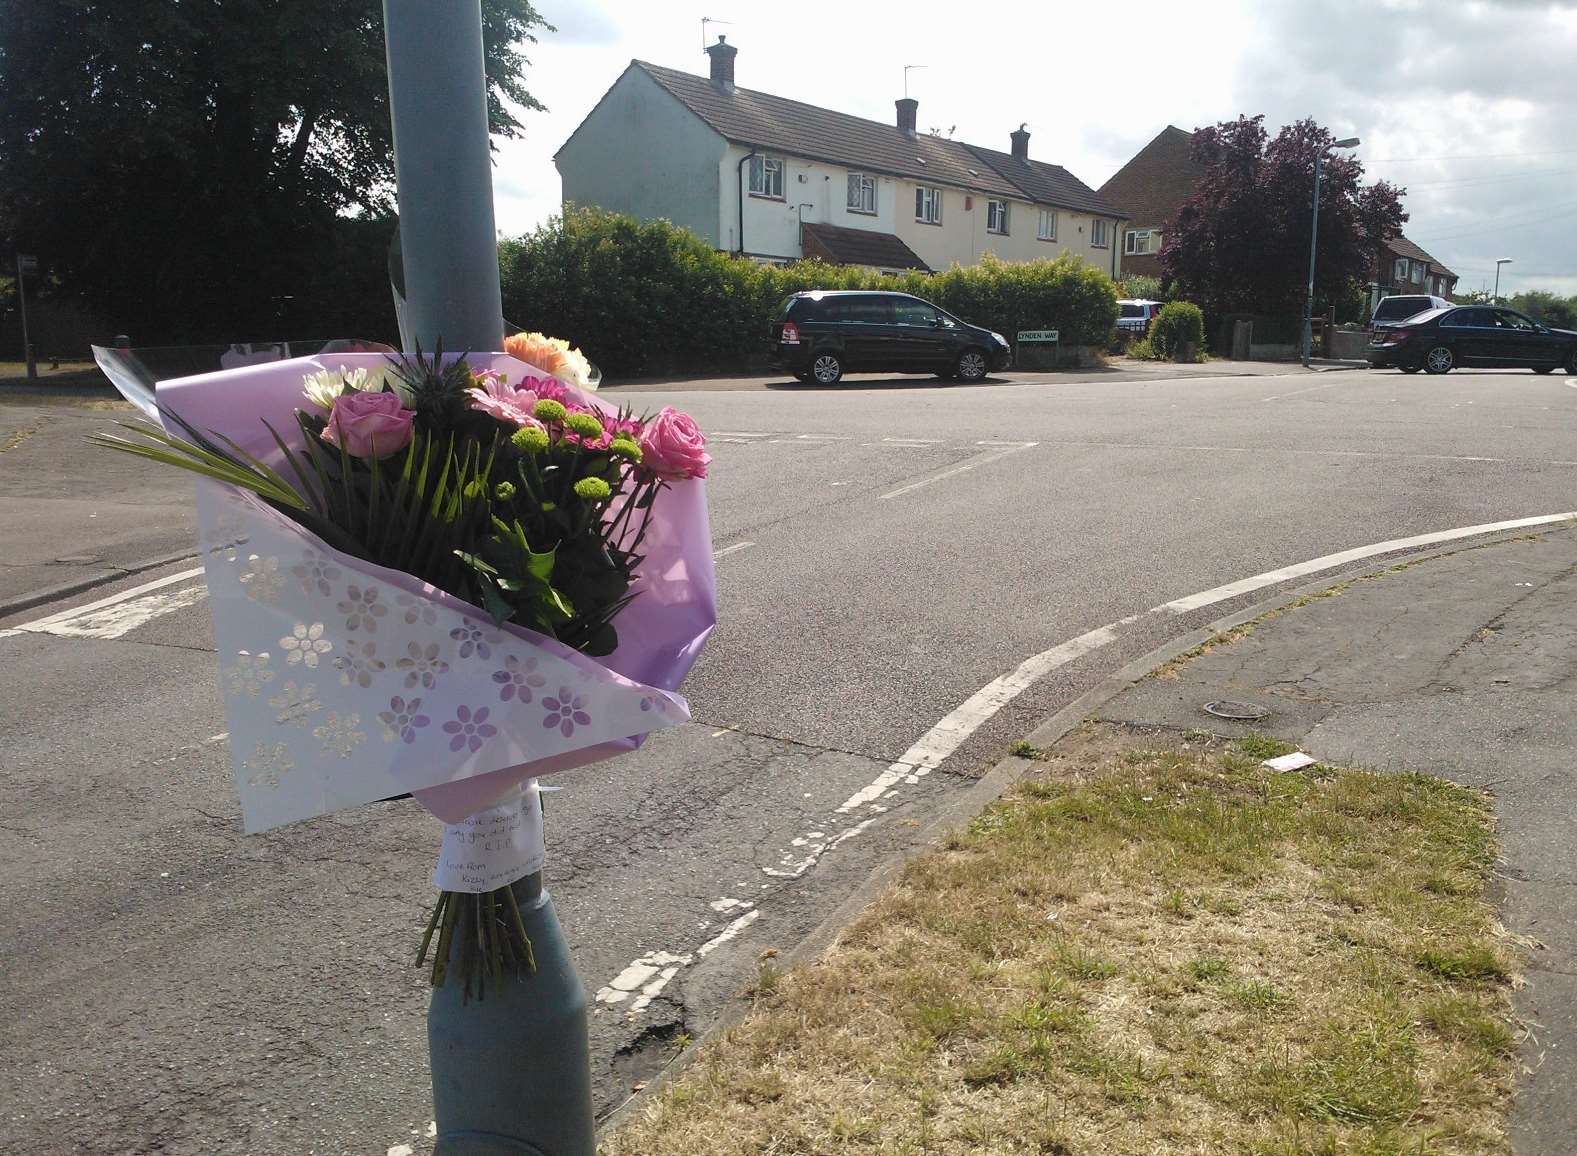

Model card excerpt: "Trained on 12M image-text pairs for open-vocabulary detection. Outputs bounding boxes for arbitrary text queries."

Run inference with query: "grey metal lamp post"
[1302,136,1361,368]
[381,3,596,1153]
[1494,258,1513,304]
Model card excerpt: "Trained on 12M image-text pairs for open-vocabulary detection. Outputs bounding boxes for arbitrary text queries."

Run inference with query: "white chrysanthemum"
[341,365,387,393]
[302,368,345,410]
[302,365,388,409]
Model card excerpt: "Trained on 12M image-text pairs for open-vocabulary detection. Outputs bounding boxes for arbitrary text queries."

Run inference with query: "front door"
[1443,308,1498,364]
[1494,309,1560,366]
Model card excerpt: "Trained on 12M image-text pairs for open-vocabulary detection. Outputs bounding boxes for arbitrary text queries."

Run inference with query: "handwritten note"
[432,781,545,892]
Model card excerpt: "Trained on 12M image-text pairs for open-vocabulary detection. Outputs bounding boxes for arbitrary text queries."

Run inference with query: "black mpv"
[768,291,1012,385]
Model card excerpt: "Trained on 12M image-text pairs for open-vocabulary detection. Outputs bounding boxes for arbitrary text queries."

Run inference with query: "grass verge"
[604,730,1518,1156]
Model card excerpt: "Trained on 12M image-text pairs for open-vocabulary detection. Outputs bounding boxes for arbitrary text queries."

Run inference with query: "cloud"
[489,0,1577,295]
[1231,0,1577,293]
[536,0,619,45]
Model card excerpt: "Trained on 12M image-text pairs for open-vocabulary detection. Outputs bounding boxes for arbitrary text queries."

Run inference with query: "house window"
[748,156,784,199]
[915,186,942,225]
[1394,257,1409,282]
[846,172,877,214]
[1125,229,1160,255]
[1412,263,1425,284]
[1090,218,1109,247]
[986,200,1010,235]
[1037,208,1057,241]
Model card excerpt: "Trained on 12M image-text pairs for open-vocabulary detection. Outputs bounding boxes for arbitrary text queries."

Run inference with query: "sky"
[492,0,1577,297]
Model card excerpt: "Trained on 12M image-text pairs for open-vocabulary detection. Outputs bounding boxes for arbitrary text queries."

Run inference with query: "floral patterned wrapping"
[199,480,692,834]
[94,347,719,840]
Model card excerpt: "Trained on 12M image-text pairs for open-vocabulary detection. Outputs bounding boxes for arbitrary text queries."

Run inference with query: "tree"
[1161,116,1406,324]
[1509,290,1577,329]
[0,1,548,344]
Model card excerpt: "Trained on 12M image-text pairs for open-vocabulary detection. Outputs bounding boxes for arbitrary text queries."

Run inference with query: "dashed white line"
[1260,379,1352,402]
[711,541,756,560]
[596,909,762,1013]
[879,443,1039,500]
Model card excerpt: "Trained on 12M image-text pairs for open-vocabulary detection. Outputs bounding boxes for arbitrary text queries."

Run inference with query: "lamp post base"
[429,873,596,1156]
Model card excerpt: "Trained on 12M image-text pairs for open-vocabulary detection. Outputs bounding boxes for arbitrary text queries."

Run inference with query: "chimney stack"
[705,35,736,90]
[1010,123,1030,161]
[896,97,918,138]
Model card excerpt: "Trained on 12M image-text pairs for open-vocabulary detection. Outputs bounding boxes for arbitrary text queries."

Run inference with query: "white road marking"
[0,566,205,640]
[975,439,1039,448]
[597,909,762,1013]
[1260,379,1352,402]
[879,442,1038,500]
[598,509,1577,1013]
[712,541,755,560]
[1158,511,1577,614]
[1035,438,1524,467]
[1566,379,1577,389]
[792,433,851,441]
[710,430,771,438]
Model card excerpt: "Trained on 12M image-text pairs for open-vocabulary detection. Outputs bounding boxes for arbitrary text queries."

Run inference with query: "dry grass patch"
[603,732,1519,1156]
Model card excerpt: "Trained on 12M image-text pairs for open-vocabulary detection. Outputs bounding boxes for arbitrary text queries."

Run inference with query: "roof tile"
[636,61,1117,215]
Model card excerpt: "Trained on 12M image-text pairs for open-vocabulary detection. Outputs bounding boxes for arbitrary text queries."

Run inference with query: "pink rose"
[638,406,711,481]
[321,390,415,458]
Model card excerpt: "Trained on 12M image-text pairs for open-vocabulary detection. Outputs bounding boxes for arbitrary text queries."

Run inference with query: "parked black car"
[768,291,1012,385]
[1367,305,1577,375]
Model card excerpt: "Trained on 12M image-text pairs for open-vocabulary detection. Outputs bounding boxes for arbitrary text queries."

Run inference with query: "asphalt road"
[5,364,1577,1154]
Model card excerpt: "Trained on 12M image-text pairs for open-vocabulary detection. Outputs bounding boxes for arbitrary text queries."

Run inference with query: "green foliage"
[1508,290,1577,329]
[1149,302,1206,360]
[95,357,659,657]
[1126,337,1161,360]
[0,1,548,345]
[500,207,1120,376]
[1117,274,1164,301]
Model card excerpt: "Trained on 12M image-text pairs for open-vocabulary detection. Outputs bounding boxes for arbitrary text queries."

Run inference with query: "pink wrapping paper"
[141,352,716,827]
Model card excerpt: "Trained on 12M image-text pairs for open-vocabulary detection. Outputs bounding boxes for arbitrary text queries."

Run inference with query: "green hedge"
[499,207,1119,377]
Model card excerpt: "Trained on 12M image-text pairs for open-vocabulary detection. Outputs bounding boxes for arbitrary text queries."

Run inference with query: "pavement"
[6,364,1577,1153]
[1092,525,1577,1153]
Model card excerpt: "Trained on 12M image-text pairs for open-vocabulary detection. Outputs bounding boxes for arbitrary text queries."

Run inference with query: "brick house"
[1371,235,1458,304]
[1096,125,1204,279]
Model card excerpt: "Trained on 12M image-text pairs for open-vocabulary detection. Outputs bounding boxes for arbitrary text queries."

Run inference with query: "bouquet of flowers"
[92,335,715,997]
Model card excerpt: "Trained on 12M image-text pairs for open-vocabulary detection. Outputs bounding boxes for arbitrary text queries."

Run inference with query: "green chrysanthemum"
[510,425,550,454]
[533,399,568,423]
[573,476,612,502]
[564,412,605,440]
[494,481,517,502]
[609,436,643,462]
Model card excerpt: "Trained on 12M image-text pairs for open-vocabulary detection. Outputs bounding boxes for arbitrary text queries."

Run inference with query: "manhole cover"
[1203,699,1270,721]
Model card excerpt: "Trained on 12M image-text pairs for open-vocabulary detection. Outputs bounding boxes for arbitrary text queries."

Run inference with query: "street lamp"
[1494,258,1513,304]
[1302,136,1361,368]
